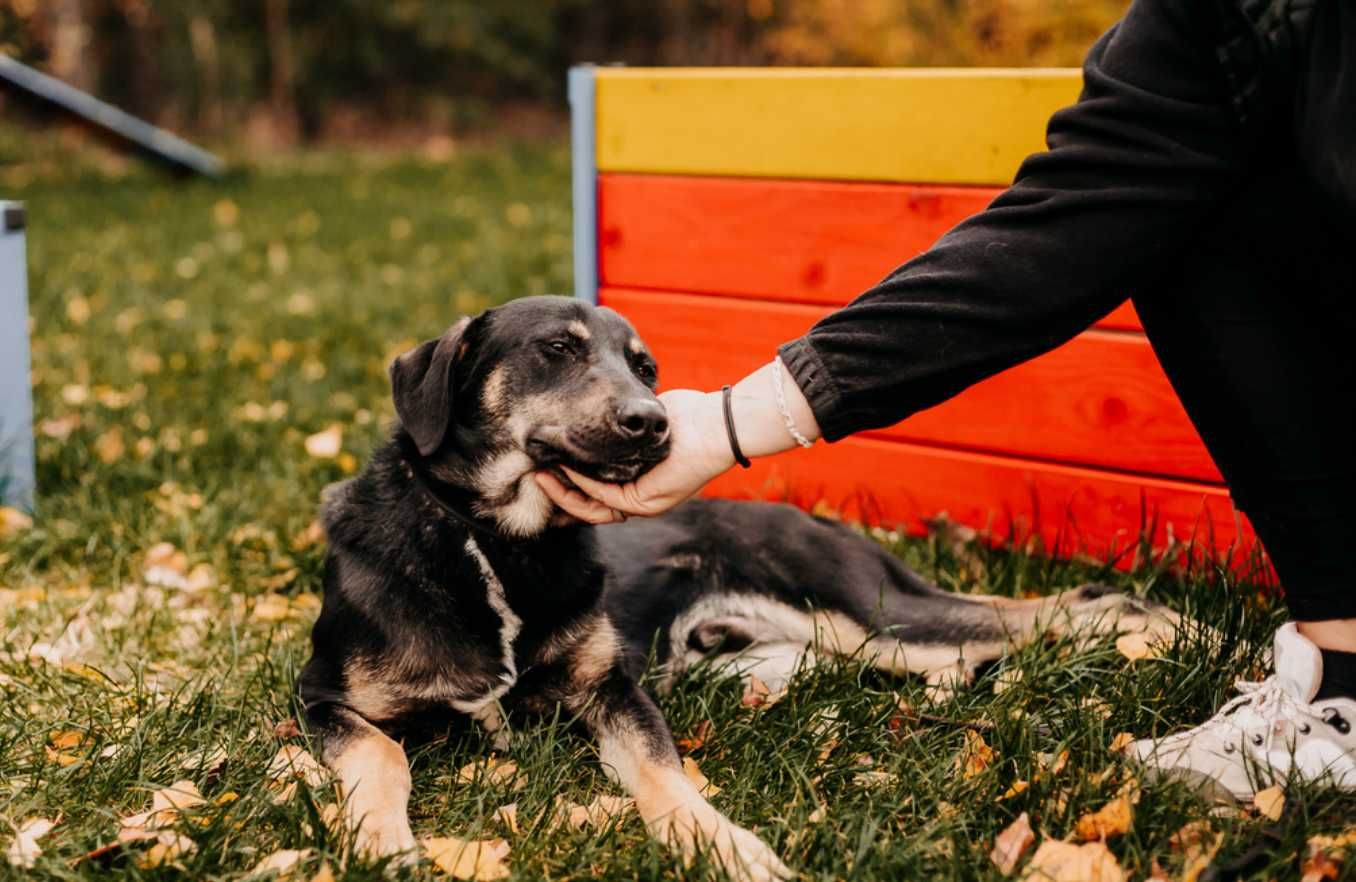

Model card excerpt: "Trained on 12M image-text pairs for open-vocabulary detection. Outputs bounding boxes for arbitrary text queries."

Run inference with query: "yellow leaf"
[990,812,1035,876]
[0,507,33,540]
[1000,780,1030,801]
[682,757,721,796]
[310,860,336,882]
[1108,732,1135,753]
[456,757,523,790]
[94,428,126,464]
[422,836,510,880]
[1074,795,1133,841]
[251,847,314,878]
[252,594,293,623]
[304,425,343,459]
[5,817,56,869]
[1019,840,1125,882]
[1254,785,1285,821]
[495,803,518,834]
[266,746,328,787]
[957,729,998,779]
[48,729,85,750]
[133,831,195,868]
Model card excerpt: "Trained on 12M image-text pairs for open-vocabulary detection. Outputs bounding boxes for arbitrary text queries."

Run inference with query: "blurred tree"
[0,0,1130,143]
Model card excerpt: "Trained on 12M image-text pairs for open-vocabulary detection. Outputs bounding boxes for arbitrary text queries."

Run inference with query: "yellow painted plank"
[595,68,1082,186]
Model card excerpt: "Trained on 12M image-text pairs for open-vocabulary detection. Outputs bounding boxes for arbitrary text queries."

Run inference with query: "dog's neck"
[398,433,558,540]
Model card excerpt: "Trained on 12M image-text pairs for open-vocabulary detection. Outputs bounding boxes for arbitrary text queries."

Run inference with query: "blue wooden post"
[569,65,598,304]
[0,201,33,512]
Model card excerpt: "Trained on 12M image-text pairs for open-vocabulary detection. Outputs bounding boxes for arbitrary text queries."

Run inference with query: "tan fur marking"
[481,366,507,413]
[628,336,644,354]
[597,724,789,881]
[329,726,417,861]
[343,662,402,721]
[567,320,591,341]
[570,619,622,690]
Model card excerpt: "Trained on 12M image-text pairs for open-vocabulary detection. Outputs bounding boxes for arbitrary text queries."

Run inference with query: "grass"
[1,125,1353,881]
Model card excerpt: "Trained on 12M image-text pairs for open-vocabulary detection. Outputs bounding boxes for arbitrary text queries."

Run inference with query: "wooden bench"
[569,67,1259,568]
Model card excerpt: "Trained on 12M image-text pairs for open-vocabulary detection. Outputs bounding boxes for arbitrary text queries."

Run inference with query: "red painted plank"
[603,287,1221,483]
[700,434,1258,569]
[598,173,1143,332]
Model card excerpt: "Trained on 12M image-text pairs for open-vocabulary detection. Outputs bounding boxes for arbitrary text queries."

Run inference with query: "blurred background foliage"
[1,0,1127,148]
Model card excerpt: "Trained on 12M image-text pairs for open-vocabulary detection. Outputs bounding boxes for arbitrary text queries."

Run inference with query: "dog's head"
[390,296,669,535]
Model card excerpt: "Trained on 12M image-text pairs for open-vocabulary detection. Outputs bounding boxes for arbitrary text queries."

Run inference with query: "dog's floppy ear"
[390,316,472,456]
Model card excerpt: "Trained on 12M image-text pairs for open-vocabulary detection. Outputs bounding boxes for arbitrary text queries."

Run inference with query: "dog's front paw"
[710,818,792,882]
[657,803,791,882]
[351,811,419,867]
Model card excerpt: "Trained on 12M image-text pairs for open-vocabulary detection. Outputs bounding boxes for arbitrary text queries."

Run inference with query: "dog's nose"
[616,398,669,440]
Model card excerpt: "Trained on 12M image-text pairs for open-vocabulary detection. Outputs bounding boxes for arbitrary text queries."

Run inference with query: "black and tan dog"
[300,296,1182,880]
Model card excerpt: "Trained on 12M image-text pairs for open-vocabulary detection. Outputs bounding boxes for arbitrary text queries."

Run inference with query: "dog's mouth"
[525,425,670,485]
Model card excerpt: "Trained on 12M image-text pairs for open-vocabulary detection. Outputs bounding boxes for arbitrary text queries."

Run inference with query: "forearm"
[725,359,822,458]
[780,0,1272,441]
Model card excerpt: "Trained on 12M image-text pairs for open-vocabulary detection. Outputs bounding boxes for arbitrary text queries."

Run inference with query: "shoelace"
[1206,676,1317,754]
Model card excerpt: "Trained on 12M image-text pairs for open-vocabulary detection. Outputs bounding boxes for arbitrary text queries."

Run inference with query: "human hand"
[534,388,734,524]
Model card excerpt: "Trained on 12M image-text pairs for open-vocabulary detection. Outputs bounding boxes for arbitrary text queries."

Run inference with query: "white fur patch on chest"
[456,535,523,713]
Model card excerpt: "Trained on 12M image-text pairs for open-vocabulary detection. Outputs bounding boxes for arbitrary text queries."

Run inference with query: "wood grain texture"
[598,173,1143,331]
[700,434,1256,567]
[594,68,1081,185]
[603,287,1220,482]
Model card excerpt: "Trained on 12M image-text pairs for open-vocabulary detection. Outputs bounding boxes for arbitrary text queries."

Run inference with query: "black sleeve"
[777,0,1270,442]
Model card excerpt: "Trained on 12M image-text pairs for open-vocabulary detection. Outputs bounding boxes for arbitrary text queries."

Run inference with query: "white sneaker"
[1126,623,1356,799]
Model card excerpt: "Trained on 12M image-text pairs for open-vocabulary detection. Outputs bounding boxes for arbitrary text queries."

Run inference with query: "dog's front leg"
[563,629,790,881]
[312,705,418,863]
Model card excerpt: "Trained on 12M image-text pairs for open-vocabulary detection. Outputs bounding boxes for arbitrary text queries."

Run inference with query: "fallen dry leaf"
[304,425,343,459]
[120,779,207,836]
[1019,840,1125,882]
[133,831,196,868]
[495,803,518,834]
[310,861,336,882]
[1075,795,1133,841]
[676,719,713,754]
[1169,821,1223,882]
[991,812,1035,875]
[0,506,33,540]
[682,757,721,796]
[273,718,303,739]
[266,746,328,803]
[1253,785,1285,821]
[1301,830,1356,882]
[807,804,827,824]
[1000,780,1030,801]
[957,729,998,779]
[1108,732,1135,753]
[741,675,774,708]
[852,769,899,788]
[422,835,510,880]
[455,757,523,790]
[6,817,56,868]
[251,593,294,623]
[251,847,315,878]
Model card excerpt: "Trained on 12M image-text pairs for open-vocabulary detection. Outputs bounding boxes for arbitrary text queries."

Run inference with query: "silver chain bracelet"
[772,356,814,448]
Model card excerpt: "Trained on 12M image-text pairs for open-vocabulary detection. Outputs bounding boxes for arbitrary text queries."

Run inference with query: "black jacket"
[779,0,1352,442]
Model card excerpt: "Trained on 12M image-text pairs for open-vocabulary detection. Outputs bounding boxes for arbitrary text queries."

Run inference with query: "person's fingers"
[533,472,621,524]
[558,466,638,510]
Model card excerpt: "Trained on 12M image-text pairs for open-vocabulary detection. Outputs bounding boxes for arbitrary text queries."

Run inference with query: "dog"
[300,295,1183,880]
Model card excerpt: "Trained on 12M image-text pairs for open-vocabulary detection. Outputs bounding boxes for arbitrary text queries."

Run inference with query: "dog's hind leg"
[560,619,790,882]
[310,704,418,864]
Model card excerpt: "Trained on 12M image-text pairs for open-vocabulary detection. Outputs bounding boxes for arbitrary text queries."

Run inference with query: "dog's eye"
[633,359,657,383]
[543,340,573,356]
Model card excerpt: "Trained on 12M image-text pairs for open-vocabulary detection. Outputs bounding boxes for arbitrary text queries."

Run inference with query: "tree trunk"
[49,0,94,91]
[264,0,300,144]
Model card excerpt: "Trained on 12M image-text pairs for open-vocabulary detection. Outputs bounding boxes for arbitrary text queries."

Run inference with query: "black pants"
[1133,169,1356,620]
